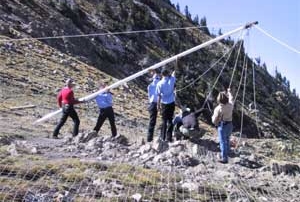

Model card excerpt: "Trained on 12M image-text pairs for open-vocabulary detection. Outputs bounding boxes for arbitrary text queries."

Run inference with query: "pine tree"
[193,15,199,25]
[283,76,287,87]
[286,80,290,89]
[184,5,191,20]
[184,5,188,17]
[218,28,222,36]
[262,63,267,71]
[176,2,180,12]
[200,16,210,35]
[255,57,261,66]
[275,68,282,84]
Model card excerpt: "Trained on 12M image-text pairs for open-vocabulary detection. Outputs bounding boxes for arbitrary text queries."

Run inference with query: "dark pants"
[160,102,175,141]
[147,102,157,142]
[173,122,183,140]
[93,106,117,137]
[53,105,80,137]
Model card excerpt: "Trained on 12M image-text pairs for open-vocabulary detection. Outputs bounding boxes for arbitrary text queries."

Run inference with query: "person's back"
[176,108,206,139]
[156,75,176,104]
[181,108,205,137]
[182,112,199,130]
[212,90,234,126]
[93,83,117,137]
[156,68,176,142]
[95,91,113,109]
[148,71,160,104]
[211,88,234,164]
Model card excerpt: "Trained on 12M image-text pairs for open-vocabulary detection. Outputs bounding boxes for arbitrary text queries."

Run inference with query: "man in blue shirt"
[147,69,161,142]
[156,68,176,142]
[93,83,117,137]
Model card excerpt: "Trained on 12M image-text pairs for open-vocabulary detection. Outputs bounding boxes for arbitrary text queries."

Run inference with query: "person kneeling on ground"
[173,107,188,140]
[177,107,206,140]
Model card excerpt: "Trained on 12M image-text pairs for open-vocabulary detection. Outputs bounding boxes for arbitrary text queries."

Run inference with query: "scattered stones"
[236,158,263,169]
[131,193,142,201]
[181,182,198,191]
[152,138,169,153]
[73,131,98,143]
[0,136,12,146]
[7,143,19,156]
[6,141,40,156]
[271,161,300,176]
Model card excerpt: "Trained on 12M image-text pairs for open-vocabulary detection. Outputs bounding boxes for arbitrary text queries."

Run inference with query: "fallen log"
[9,104,36,110]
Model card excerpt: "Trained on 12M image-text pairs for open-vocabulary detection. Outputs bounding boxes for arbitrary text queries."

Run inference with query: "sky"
[171,0,300,93]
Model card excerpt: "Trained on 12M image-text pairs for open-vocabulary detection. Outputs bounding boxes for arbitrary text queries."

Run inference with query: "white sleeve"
[228,92,234,104]
[212,106,221,126]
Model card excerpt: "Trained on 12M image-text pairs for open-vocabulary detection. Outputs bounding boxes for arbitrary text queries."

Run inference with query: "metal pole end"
[245,21,259,29]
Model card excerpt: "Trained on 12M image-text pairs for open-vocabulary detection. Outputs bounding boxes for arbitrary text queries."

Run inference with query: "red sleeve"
[57,90,62,107]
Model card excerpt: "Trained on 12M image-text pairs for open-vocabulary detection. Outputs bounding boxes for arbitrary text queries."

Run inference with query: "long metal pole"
[34,21,258,124]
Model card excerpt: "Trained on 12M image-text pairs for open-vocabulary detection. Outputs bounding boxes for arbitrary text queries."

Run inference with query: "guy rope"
[34,21,258,124]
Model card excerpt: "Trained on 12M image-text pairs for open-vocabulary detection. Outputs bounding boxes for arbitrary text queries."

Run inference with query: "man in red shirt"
[53,78,84,138]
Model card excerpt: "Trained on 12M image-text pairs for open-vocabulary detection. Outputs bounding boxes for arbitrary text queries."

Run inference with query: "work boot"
[218,160,228,164]
[52,135,59,139]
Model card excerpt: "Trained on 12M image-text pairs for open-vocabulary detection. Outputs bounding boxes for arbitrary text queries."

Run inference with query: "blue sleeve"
[108,93,113,105]
[95,95,101,107]
[171,76,176,84]
[173,115,181,124]
[147,85,150,99]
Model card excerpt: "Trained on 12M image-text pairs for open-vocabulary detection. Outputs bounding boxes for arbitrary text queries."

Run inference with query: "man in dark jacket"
[179,108,205,139]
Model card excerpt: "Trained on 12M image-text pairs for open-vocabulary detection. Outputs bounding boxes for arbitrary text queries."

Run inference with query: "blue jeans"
[218,122,233,162]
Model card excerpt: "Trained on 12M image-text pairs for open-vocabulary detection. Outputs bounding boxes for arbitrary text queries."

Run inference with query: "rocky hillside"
[1,0,300,201]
